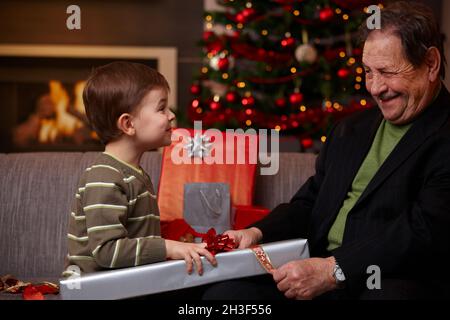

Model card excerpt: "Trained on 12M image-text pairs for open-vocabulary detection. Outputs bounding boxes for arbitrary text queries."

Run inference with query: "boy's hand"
[165,240,217,275]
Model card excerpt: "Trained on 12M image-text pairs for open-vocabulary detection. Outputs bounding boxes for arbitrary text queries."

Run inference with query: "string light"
[246,120,252,126]
[293,10,300,16]
[360,99,367,106]
[342,14,349,20]
[222,73,229,79]
[237,23,243,29]
[335,8,342,14]
[355,84,361,90]
[245,108,252,115]
[237,81,246,88]
[300,105,306,112]
[356,76,362,82]
[201,67,208,73]
[196,107,203,114]
[205,15,212,22]
[339,51,346,58]
[356,67,363,74]
[205,22,213,29]
[325,100,332,108]
[246,1,252,8]
[275,125,281,131]
[321,136,327,143]
[261,29,268,36]
[226,24,233,30]
[192,99,199,108]
[290,67,297,74]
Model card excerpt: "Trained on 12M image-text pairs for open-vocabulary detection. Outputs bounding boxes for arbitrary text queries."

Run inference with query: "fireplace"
[0,45,177,152]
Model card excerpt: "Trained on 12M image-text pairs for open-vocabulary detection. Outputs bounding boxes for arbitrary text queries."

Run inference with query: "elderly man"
[204,1,450,300]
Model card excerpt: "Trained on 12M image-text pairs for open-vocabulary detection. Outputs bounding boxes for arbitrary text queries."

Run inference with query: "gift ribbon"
[251,245,275,274]
[198,228,235,255]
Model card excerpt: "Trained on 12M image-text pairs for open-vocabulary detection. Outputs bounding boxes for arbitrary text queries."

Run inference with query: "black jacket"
[254,86,450,295]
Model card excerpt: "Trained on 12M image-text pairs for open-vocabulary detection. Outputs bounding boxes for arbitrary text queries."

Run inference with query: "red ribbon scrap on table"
[0,274,59,300]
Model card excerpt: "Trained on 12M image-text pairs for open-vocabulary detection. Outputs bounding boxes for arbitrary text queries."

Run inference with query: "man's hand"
[273,257,337,300]
[224,227,263,249]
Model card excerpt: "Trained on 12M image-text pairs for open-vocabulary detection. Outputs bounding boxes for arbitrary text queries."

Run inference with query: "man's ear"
[116,113,135,136]
[425,46,441,82]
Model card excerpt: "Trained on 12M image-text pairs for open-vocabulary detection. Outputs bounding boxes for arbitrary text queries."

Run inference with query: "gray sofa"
[0,151,316,299]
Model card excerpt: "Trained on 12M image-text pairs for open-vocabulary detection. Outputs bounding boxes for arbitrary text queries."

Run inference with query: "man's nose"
[367,74,387,97]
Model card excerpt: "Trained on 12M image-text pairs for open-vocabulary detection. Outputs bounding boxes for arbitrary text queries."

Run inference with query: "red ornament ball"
[191,99,200,109]
[235,13,245,23]
[225,91,237,103]
[217,57,229,71]
[289,92,304,105]
[319,7,334,21]
[301,138,313,149]
[203,31,214,42]
[210,101,221,111]
[281,37,295,47]
[241,96,255,106]
[190,84,201,95]
[337,68,350,78]
[242,8,255,18]
[275,97,287,107]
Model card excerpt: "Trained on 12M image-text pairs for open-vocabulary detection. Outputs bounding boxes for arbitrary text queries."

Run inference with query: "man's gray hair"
[359,1,446,79]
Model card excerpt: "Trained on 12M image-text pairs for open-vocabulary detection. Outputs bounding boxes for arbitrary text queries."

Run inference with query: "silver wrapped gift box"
[60,238,309,300]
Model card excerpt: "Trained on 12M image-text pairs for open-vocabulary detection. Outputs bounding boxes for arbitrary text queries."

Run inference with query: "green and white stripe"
[83,204,127,212]
[123,176,136,183]
[86,164,121,174]
[135,238,141,266]
[67,233,89,242]
[71,212,86,221]
[110,239,122,268]
[128,214,159,222]
[87,224,124,233]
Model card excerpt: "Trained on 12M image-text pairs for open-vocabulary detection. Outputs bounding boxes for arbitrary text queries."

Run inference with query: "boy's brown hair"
[83,61,170,144]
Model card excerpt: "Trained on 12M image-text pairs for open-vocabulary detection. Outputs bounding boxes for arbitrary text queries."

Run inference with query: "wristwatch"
[333,263,346,288]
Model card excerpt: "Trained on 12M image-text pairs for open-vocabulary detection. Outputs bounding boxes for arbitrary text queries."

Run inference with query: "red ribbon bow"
[200,228,236,255]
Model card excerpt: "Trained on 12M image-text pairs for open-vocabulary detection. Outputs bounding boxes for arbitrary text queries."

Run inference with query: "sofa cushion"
[254,153,316,209]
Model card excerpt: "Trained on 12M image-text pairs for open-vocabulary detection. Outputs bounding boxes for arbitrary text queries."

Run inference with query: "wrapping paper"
[60,238,309,300]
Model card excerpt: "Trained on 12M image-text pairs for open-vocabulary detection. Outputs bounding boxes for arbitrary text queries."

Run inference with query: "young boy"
[64,61,216,277]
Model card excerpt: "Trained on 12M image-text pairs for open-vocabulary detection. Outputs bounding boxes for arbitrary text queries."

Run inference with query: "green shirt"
[327,119,412,251]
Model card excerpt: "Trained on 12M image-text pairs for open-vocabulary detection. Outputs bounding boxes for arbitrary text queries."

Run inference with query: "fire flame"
[38,80,85,143]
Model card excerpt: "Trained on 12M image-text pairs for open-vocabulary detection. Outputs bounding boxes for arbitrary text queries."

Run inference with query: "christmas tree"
[188,0,381,150]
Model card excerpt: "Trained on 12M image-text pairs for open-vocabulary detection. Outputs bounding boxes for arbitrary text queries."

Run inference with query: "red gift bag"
[158,128,258,222]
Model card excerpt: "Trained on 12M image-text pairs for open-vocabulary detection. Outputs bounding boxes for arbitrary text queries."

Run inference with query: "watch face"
[336,269,345,281]
[335,265,346,282]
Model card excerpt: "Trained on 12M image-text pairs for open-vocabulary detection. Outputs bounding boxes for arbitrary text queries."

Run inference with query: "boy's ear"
[116,113,135,136]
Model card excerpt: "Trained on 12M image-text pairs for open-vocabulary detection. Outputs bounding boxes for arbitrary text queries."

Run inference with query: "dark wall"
[0,0,204,117]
